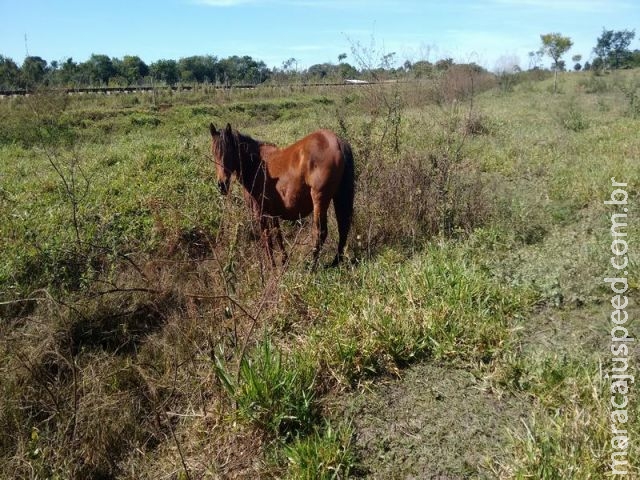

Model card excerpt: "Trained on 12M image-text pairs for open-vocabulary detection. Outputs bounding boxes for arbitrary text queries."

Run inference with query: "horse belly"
[277,182,313,220]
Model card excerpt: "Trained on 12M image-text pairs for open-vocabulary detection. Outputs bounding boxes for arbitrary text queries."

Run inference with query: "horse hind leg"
[330,141,354,267]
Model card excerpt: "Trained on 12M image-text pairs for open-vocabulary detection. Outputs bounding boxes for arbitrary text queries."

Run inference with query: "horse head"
[210,122,238,195]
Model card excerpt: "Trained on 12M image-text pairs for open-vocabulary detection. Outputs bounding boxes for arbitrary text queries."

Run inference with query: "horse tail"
[333,138,355,264]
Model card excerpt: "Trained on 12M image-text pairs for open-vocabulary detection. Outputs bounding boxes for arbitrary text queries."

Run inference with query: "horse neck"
[235,133,266,196]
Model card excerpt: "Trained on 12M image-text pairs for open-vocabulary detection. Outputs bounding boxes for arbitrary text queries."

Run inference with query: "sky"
[1,0,638,72]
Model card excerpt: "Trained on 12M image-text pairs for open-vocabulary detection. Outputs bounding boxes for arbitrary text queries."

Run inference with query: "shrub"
[558,97,589,132]
[351,107,494,255]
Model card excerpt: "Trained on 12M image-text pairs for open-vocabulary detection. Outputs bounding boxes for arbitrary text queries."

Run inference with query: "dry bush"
[435,65,497,105]
[338,81,496,257]
[0,187,300,478]
[352,149,492,255]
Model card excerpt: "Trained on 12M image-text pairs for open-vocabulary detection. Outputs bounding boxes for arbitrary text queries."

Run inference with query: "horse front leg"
[260,216,276,267]
[272,217,288,265]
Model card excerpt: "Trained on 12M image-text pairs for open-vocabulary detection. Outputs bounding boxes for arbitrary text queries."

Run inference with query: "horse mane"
[236,130,276,151]
[221,128,277,192]
[225,129,276,164]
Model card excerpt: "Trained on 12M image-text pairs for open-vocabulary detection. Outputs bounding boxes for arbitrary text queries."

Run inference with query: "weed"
[214,338,318,437]
[558,97,589,132]
[282,423,356,480]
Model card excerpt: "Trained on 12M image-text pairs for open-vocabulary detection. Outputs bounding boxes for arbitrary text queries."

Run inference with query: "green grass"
[214,337,318,437]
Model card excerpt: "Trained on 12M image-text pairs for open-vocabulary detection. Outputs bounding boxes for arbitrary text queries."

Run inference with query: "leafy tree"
[282,57,297,73]
[307,63,332,80]
[628,49,640,69]
[380,52,396,69]
[178,55,218,83]
[540,33,573,92]
[0,55,20,89]
[118,55,149,84]
[527,49,544,70]
[51,57,80,86]
[593,28,636,69]
[409,60,433,78]
[338,62,358,79]
[572,54,582,70]
[435,58,454,71]
[218,55,269,84]
[338,53,347,63]
[84,54,115,85]
[21,56,48,88]
[150,59,179,86]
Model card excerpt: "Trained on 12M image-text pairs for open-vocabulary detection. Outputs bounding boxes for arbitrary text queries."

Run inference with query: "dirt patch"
[341,365,528,479]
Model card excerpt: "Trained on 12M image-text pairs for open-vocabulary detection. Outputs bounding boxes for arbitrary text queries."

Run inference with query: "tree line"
[0,27,637,91]
[0,54,274,90]
[0,49,482,91]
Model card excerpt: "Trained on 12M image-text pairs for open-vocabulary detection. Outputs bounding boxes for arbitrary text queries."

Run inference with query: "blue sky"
[1,0,638,71]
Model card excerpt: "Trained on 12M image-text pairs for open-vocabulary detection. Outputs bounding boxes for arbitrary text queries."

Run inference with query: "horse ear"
[209,123,217,137]
[225,123,233,135]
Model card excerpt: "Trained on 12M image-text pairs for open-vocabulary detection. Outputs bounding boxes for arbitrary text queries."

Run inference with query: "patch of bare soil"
[341,365,528,479]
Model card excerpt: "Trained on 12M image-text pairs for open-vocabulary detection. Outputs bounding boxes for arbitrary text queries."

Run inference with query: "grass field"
[0,68,638,479]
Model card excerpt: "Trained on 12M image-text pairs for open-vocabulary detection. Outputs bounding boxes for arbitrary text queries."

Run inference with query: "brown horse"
[209,123,354,267]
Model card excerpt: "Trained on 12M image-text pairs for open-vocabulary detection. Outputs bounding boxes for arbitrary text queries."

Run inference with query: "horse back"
[267,130,344,189]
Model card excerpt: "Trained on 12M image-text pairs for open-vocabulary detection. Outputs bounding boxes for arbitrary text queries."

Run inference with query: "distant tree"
[84,54,115,85]
[337,62,358,79]
[338,53,347,63]
[218,55,269,84]
[282,57,297,72]
[380,52,396,69]
[409,60,433,78]
[583,61,591,71]
[51,57,80,86]
[150,59,179,86]
[119,55,149,84]
[554,60,567,72]
[593,28,636,69]
[571,54,582,62]
[528,49,544,70]
[307,62,332,79]
[591,57,604,71]
[178,55,218,83]
[540,33,573,92]
[435,57,454,71]
[0,55,20,89]
[628,49,640,69]
[572,54,582,71]
[21,56,48,88]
